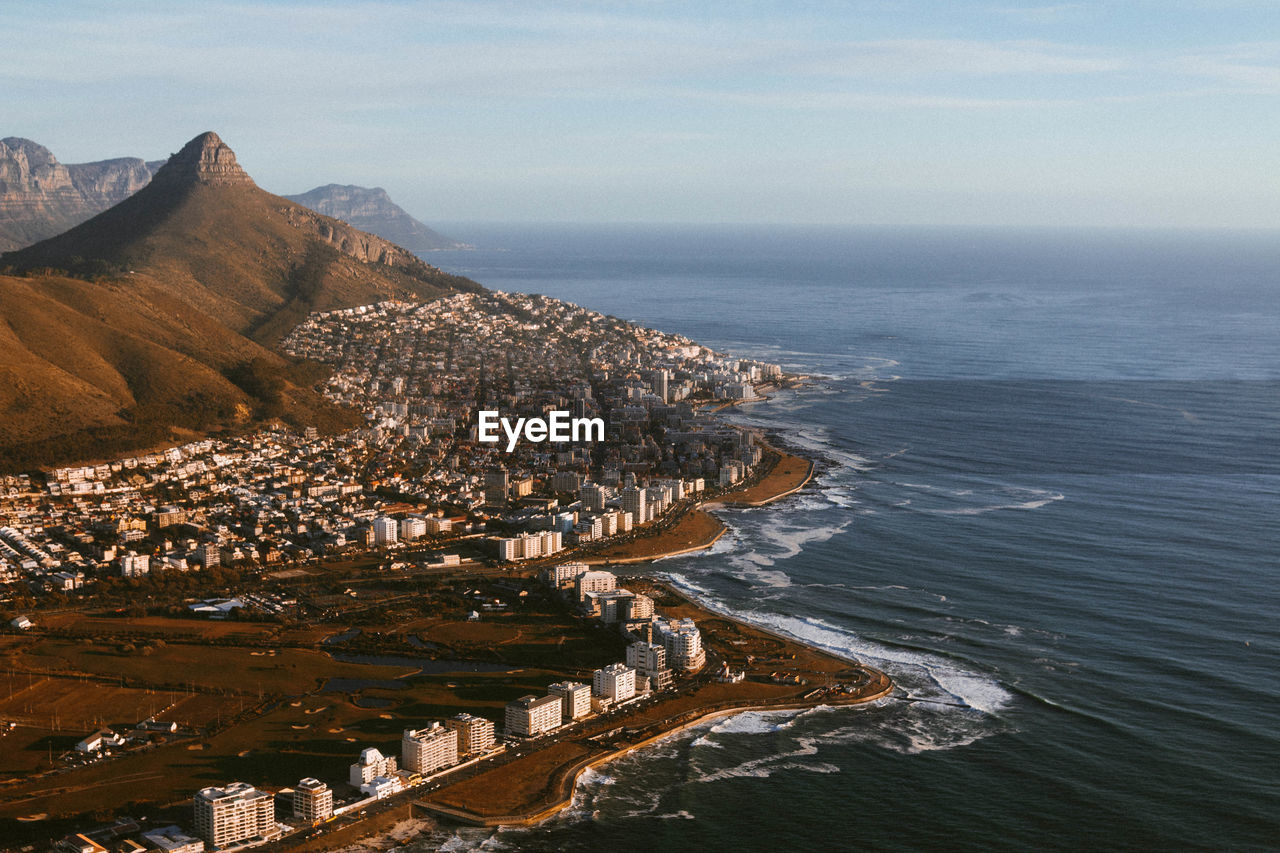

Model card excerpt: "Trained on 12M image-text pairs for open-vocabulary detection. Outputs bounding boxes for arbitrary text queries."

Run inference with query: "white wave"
[709,709,803,736]
[720,608,1012,717]
[726,514,852,571]
[929,493,1064,515]
[931,670,1013,714]
[689,734,839,785]
[891,482,1065,516]
[430,829,513,852]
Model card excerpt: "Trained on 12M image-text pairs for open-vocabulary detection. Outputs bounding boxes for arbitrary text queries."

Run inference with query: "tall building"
[398,516,427,542]
[197,542,221,569]
[575,570,616,602]
[292,778,334,825]
[349,747,397,786]
[505,694,562,737]
[445,713,496,755]
[579,483,607,512]
[548,681,592,723]
[193,782,276,848]
[589,589,635,623]
[626,593,655,622]
[539,561,588,591]
[593,663,637,702]
[651,368,670,403]
[626,641,673,690]
[552,470,583,493]
[626,641,666,675]
[120,552,150,578]
[654,616,707,672]
[484,467,509,506]
[372,516,398,547]
[401,723,459,775]
[495,538,519,561]
[620,486,647,526]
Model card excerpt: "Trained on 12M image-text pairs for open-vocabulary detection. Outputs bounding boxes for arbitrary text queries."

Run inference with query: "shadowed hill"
[0,131,484,470]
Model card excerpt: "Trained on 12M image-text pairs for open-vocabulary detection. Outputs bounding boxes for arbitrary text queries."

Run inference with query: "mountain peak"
[150,131,253,188]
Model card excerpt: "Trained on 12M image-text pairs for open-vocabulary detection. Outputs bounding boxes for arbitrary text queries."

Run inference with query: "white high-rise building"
[588,589,635,624]
[292,778,334,825]
[593,663,637,702]
[627,640,674,690]
[401,723,459,775]
[445,713,496,755]
[399,516,427,542]
[193,782,276,848]
[654,616,706,673]
[626,641,666,676]
[424,516,452,534]
[505,694,563,737]
[349,747,397,786]
[541,530,563,554]
[575,570,616,602]
[626,593,654,622]
[120,552,150,577]
[548,681,592,723]
[372,517,398,546]
[539,561,588,591]
[495,538,519,561]
[620,487,647,526]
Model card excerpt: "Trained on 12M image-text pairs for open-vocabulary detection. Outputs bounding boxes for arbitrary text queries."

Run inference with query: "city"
[0,293,888,852]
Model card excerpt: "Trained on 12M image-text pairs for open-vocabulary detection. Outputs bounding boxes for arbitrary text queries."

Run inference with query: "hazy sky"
[5,1,1280,226]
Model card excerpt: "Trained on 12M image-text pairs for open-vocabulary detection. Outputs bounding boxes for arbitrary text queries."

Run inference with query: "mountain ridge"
[285,183,464,252]
[0,136,165,251]
[1,136,464,256]
[0,131,483,471]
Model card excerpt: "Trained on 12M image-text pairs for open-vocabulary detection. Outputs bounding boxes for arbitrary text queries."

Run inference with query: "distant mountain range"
[0,131,482,471]
[285,184,465,252]
[0,137,165,252]
[0,138,462,254]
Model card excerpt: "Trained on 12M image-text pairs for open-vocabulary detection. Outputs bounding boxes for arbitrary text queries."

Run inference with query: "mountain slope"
[0,131,483,470]
[286,184,463,252]
[0,137,164,251]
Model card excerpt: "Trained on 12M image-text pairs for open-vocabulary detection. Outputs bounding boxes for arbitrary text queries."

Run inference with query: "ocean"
[409,225,1279,851]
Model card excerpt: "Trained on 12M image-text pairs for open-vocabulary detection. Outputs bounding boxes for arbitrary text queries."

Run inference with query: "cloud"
[1168,42,1280,93]
[788,39,1127,78]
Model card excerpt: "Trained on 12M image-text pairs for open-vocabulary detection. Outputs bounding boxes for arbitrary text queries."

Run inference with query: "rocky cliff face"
[285,183,462,252]
[0,137,163,251]
[147,131,253,189]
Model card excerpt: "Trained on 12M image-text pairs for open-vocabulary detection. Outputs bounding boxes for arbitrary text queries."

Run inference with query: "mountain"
[0,137,166,251]
[0,131,483,471]
[286,184,463,252]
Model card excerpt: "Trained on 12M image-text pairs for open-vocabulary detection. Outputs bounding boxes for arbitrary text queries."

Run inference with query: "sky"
[5,0,1280,227]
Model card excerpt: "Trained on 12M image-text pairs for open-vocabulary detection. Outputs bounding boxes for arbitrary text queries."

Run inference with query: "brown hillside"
[0,131,483,470]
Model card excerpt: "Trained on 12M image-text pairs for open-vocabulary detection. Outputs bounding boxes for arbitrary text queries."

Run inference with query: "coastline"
[411,575,894,829]
[580,440,815,565]
[416,680,893,829]
[307,439,847,845]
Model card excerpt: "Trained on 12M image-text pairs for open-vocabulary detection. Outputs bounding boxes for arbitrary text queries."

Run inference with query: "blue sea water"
[413,225,1279,852]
